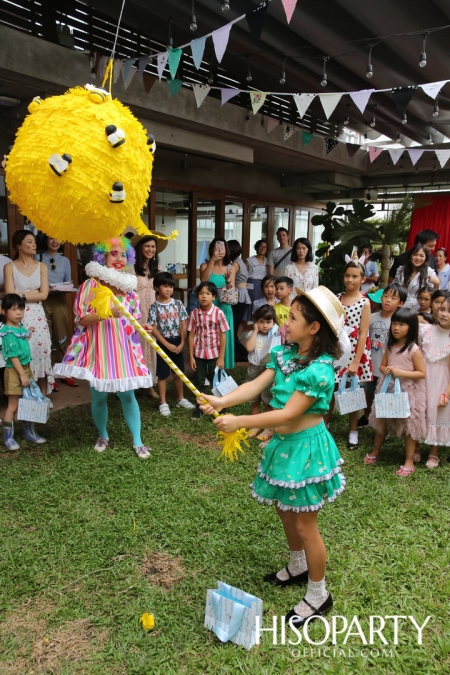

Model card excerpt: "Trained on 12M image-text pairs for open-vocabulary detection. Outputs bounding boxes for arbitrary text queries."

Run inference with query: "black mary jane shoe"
[347,440,359,450]
[284,593,333,627]
[264,566,309,588]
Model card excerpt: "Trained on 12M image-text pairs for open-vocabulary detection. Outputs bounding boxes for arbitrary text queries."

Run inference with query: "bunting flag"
[191,36,206,70]
[319,93,343,119]
[113,58,123,83]
[349,89,375,115]
[157,52,168,80]
[246,1,269,43]
[408,148,424,165]
[435,149,450,168]
[281,0,298,23]
[167,78,183,97]
[392,86,417,115]
[267,117,279,133]
[420,80,449,99]
[168,48,183,80]
[284,125,296,141]
[142,72,157,94]
[250,91,267,114]
[346,143,361,157]
[302,131,314,146]
[96,54,106,78]
[368,146,383,163]
[122,58,136,89]
[388,148,404,165]
[212,24,232,64]
[293,93,315,118]
[193,83,211,108]
[325,138,339,154]
[138,56,149,79]
[221,88,240,106]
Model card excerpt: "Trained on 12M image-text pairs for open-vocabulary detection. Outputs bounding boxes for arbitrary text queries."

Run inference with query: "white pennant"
[420,80,450,99]
[349,89,375,114]
[192,83,210,108]
[408,148,425,166]
[284,124,296,141]
[435,149,450,168]
[388,148,404,165]
[250,91,267,115]
[157,52,168,80]
[319,93,343,119]
[212,23,232,64]
[113,59,123,83]
[293,93,315,118]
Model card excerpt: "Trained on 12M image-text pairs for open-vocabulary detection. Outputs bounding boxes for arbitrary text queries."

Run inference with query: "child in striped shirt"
[187,281,229,420]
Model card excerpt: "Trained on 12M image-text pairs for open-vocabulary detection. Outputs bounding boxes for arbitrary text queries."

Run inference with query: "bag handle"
[22,379,46,401]
[211,591,246,643]
[338,371,360,394]
[212,367,228,388]
[273,248,292,269]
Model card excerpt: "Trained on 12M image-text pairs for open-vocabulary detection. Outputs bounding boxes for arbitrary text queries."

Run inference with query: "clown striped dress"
[54,278,152,392]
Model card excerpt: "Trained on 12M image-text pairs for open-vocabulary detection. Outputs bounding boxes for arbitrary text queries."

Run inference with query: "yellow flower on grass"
[140,613,155,631]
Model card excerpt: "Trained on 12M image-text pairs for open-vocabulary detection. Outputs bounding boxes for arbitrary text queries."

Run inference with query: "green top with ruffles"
[266,345,335,415]
[0,324,32,368]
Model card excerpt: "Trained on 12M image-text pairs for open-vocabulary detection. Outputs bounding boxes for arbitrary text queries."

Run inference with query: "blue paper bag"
[334,371,367,415]
[375,374,411,419]
[211,367,238,397]
[204,582,263,650]
[17,379,51,424]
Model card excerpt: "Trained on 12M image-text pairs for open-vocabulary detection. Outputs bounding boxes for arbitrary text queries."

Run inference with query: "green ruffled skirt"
[251,422,345,512]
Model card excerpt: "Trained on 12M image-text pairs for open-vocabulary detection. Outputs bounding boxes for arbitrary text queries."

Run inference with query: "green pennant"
[167,78,183,97]
[302,131,314,146]
[168,48,183,79]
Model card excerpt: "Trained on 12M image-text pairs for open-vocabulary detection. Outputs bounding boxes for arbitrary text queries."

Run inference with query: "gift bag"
[218,286,238,305]
[204,582,263,650]
[211,367,239,397]
[375,374,411,419]
[17,380,51,424]
[334,371,367,415]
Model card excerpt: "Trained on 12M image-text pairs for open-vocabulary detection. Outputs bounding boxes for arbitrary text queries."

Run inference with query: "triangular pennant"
[168,48,183,80]
[325,138,339,154]
[138,56,149,78]
[391,86,417,115]
[267,117,279,134]
[143,72,157,94]
[284,125,296,141]
[388,148,404,165]
[435,149,450,168]
[302,131,314,146]
[346,143,361,157]
[348,89,375,115]
[221,88,240,106]
[281,0,297,23]
[157,52,168,80]
[250,91,267,115]
[212,23,232,64]
[368,146,383,163]
[408,148,424,166]
[319,93,343,119]
[113,59,123,83]
[167,78,183,97]
[191,36,206,70]
[293,93,315,118]
[193,83,210,108]
[420,80,449,100]
[122,58,136,89]
[246,1,269,43]
[96,54,106,78]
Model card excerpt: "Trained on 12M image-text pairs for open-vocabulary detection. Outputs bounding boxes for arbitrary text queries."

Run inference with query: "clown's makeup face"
[105,247,127,270]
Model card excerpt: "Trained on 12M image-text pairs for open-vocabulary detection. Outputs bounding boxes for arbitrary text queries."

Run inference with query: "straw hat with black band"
[130,231,168,254]
[294,285,345,336]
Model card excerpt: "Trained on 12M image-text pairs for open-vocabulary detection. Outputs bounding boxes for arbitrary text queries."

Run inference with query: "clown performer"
[199,287,348,626]
[53,237,153,459]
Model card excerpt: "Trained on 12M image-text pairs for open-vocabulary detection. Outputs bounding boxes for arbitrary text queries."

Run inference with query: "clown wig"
[93,236,136,266]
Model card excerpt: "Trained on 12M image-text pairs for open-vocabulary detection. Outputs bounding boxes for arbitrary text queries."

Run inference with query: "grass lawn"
[0,366,449,674]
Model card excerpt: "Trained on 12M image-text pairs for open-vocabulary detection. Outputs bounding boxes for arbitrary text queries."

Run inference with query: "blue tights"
[90,387,142,446]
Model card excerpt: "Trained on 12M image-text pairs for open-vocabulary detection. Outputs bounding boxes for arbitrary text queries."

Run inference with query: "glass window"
[294,209,309,241]
[196,198,220,284]
[225,200,243,244]
[250,205,268,254]
[274,207,290,248]
[154,189,190,275]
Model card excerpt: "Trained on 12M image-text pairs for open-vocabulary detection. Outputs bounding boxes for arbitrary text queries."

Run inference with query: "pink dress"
[335,294,373,383]
[369,343,427,441]
[420,324,450,446]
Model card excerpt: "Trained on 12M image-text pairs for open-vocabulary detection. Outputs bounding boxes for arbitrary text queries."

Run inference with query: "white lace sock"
[349,431,358,445]
[293,577,328,617]
[276,550,307,580]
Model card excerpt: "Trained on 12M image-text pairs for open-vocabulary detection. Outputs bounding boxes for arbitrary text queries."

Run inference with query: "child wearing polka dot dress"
[324,260,372,448]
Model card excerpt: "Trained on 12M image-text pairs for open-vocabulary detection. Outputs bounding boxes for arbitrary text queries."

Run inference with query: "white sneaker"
[159,403,171,417]
[134,445,151,459]
[94,437,109,452]
[204,379,210,386]
[176,398,195,409]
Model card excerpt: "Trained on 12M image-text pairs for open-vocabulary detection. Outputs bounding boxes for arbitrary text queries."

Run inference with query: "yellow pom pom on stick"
[140,613,155,631]
[89,283,248,460]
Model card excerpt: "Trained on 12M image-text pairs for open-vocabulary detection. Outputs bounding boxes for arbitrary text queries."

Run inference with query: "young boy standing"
[274,276,293,327]
[187,282,230,420]
[148,272,194,416]
[358,283,406,427]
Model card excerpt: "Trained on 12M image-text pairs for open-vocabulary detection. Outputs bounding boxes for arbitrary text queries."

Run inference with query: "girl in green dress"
[199,286,346,627]
[200,238,236,369]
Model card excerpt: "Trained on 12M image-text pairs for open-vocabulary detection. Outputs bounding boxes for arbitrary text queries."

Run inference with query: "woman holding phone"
[200,238,236,368]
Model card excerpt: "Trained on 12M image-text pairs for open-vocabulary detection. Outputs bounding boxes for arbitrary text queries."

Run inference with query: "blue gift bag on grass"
[334,371,367,415]
[17,380,51,424]
[375,374,411,419]
[211,368,239,398]
[204,582,263,650]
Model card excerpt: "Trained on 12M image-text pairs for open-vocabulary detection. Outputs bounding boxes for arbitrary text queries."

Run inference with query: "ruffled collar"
[85,261,137,293]
[0,324,30,339]
[276,347,332,375]
[420,323,450,362]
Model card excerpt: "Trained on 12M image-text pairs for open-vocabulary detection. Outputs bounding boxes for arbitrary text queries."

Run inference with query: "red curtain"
[408,194,450,251]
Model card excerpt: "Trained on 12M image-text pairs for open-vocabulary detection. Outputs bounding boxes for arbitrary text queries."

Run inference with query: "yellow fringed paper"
[89,283,249,461]
[134,220,178,241]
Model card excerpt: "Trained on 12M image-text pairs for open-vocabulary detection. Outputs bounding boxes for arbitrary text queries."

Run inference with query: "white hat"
[295,285,345,337]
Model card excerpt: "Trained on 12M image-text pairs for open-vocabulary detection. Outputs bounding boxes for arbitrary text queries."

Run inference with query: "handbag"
[17,379,51,424]
[211,367,239,397]
[218,286,238,305]
[334,371,367,415]
[374,374,411,419]
[204,582,263,650]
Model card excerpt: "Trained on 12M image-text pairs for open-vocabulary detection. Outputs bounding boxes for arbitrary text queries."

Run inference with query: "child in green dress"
[199,286,346,627]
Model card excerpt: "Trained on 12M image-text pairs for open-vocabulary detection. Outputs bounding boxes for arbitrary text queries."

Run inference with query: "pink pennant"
[267,117,278,134]
[212,23,232,64]
[281,0,297,23]
[368,146,383,163]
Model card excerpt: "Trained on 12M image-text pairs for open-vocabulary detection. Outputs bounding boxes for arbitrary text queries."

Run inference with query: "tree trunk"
[379,244,391,288]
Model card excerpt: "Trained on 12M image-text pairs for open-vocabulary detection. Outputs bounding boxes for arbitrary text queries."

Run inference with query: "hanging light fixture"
[396,133,402,143]
[366,44,373,78]
[364,129,368,141]
[402,111,407,124]
[279,56,287,85]
[261,114,265,127]
[433,96,439,117]
[321,56,329,87]
[190,0,197,31]
[222,0,230,12]
[344,105,350,126]
[370,105,376,128]
[427,134,433,144]
[419,32,428,67]
[246,55,252,83]
[208,65,214,85]
[167,17,173,50]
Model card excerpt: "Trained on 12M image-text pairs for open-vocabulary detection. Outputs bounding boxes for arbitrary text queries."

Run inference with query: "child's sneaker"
[94,437,109,452]
[176,398,195,409]
[22,421,46,444]
[3,423,19,451]
[134,445,151,459]
[191,407,203,420]
[159,403,171,417]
